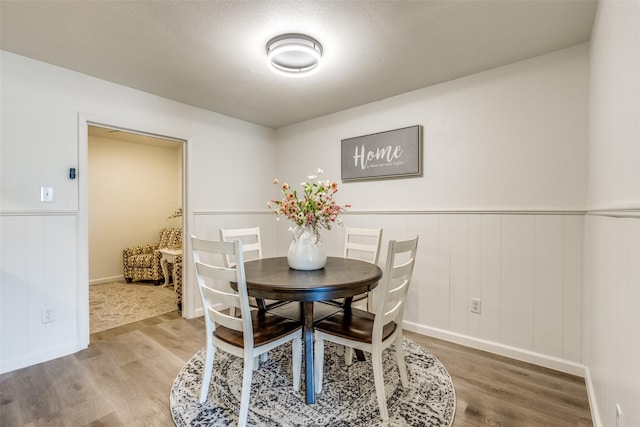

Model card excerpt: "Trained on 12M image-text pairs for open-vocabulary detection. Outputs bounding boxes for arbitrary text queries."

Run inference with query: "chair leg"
[395,332,408,387]
[238,357,254,427]
[251,353,269,370]
[366,294,374,313]
[314,336,324,394]
[292,337,302,392]
[344,346,354,366]
[372,350,389,421]
[199,341,216,404]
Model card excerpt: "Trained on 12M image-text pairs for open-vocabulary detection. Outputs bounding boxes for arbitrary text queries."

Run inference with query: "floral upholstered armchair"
[173,259,183,311]
[123,227,182,285]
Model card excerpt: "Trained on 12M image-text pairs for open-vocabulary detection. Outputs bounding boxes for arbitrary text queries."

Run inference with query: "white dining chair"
[332,227,382,364]
[313,235,419,421]
[191,236,302,427]
[220,226,287,314]
[343,227,383,311]
[326,227,382,308]
[219,226,263,267]
[220,226,263,317]
[220,226,291,366]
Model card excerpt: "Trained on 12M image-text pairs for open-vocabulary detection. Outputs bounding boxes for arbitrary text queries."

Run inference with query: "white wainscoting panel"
[480,215,501,343]
[190,210,584,370]
[411,215,439,327]
[1,214,78,373]
[340,211,582,367]
[500,215,535,350]
[437,215,451,331]
[467,215,482,338]
[562,216,582,362]
[533,215,564,358]
[449,215,469,335]
[345,211,583,368]
[192,211,278,255]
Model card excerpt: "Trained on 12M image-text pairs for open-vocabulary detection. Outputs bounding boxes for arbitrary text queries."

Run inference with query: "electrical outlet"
[470,298,482,314]
[616,403,623,427]
[42,306,55,324]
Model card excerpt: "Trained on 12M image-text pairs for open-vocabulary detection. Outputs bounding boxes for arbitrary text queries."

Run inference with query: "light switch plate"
[40,186,54,203]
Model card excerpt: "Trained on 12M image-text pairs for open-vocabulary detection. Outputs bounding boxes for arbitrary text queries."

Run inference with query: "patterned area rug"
[89,281,177,334]
[170,338,456,426]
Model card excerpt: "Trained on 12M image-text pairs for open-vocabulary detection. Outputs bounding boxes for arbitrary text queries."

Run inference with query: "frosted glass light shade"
[266,33,323,75]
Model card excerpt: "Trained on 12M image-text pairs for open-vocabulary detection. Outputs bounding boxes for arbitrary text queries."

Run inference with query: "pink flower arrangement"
[268,168,350,241]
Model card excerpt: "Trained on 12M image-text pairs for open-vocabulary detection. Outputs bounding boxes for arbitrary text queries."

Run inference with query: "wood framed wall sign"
[341,125,423,181]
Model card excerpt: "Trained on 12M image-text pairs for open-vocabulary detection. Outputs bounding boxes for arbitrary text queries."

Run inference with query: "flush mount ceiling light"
[266,33,323,76]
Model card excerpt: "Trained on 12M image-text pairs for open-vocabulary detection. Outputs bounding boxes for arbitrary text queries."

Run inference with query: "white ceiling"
[0,0,597,129]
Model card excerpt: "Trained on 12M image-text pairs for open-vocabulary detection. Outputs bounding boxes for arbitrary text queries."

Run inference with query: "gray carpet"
[89,281,177,334]
[170,338,456,426]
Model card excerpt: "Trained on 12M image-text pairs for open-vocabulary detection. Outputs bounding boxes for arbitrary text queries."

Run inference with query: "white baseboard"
[584,366,603,427]
[403,321,586,377]
[0,343,78,374]
[89,275,124,285]
[189,306,205,319]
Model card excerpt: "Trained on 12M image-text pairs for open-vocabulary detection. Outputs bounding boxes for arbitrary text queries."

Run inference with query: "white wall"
[585,1,640,426]
[88,135,182,283]
[276,45,588,212]
[588,1,640,211]
[0,50,277,373]
[274,45,589,373]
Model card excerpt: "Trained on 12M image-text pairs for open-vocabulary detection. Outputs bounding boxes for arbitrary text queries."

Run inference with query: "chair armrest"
[123,243,159,258]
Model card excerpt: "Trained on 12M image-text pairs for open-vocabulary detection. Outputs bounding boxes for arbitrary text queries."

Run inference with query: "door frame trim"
[77,113,191,348]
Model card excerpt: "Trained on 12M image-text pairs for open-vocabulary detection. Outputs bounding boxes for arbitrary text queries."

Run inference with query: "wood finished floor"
[0,312,592,426]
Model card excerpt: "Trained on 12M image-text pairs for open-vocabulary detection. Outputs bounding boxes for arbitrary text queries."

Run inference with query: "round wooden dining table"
[243,256,383,404]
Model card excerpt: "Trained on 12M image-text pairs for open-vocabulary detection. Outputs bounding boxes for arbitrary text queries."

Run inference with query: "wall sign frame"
[341,125,423,181]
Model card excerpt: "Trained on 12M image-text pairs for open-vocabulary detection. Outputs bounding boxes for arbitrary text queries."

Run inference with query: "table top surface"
[243,256,383,302]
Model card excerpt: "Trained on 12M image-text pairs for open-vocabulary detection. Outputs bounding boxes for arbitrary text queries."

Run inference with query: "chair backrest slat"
[209,306,244,330]
[199,280,241,311]
[344,227,383,265]
[346,242,375,255]
[220,227,263,267]
[391,260,414,278]
[201,279,243,330]
[195,260,238,283]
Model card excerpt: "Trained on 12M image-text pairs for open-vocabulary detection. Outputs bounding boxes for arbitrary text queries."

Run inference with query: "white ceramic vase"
[287,225,327,270]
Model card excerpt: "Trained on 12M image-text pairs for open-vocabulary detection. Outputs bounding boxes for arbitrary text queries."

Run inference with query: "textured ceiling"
[0,0,597,129]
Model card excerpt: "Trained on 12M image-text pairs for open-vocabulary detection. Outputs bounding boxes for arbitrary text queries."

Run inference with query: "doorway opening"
[87,125,184,334]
